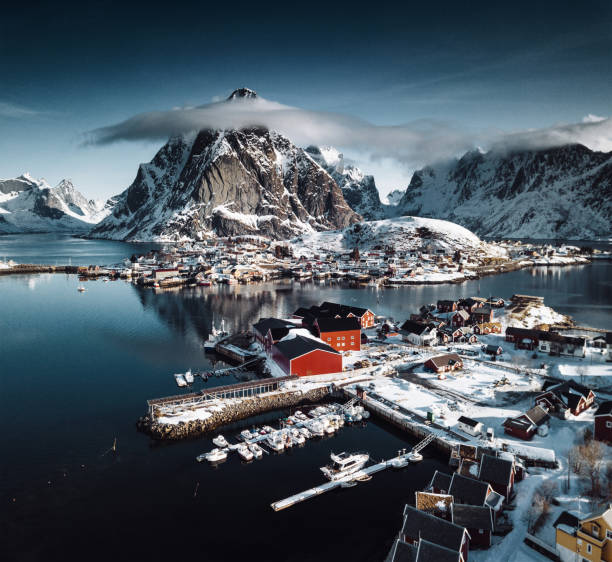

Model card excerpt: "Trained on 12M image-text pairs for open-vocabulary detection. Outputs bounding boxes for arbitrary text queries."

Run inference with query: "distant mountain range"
[3,90,611,240]
[0,174,111,234]
[395,144,612,239]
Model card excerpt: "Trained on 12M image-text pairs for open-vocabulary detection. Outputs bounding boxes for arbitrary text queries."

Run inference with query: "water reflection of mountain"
[133,282,299,341]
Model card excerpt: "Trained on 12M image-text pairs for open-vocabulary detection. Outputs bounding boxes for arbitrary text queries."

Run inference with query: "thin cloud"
[83,94,612,173]
[0,101,41,119]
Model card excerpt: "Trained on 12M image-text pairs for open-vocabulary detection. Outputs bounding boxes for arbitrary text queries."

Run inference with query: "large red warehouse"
[271,335,342,377]
[314,316,361,352]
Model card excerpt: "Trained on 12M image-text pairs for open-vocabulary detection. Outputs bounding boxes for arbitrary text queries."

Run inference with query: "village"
[139,287,612,562]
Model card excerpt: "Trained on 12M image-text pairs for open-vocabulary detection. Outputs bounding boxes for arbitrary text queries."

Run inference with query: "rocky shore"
[136,386,332,440]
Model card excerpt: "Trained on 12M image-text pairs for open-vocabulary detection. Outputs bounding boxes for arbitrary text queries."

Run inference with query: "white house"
[457,416,484,436]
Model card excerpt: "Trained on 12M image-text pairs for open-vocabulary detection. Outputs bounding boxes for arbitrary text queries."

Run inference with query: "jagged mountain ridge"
[304,146,389,221]
[397,144,612,239]
[91,90,361,241]
[0,174,109,233]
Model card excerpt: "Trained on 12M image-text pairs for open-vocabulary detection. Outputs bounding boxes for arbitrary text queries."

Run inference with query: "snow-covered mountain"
[397,144,612,239]
[0,174,110,234]
[91,90,361,241]
[386,189,405,206]
[304,146,389,221]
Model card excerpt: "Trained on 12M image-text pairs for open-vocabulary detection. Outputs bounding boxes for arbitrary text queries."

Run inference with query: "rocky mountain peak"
[227,88,258,101]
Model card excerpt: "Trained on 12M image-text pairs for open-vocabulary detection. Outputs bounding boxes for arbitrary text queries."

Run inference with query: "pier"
[271,437,435,512]
[147,376,298,416]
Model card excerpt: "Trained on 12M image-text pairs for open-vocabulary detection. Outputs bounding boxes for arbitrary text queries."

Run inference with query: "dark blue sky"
[1,0,610,199]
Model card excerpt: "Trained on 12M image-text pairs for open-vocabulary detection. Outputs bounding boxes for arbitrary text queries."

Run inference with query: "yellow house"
[554,504,612,561]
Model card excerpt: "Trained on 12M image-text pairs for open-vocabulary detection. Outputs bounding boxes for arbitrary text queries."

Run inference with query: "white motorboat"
[299,427,312,439]
[77,286,86,292]
[240,429,254,442]
[266,434,285,452]
[174,373,187,387]
[291,429,306,445]
[248,443,263,459]
[320,451,370,481]
[237,444,254,461]
[184,370,194,384]
[262,425,274,434]
[212,435,229,448]
[308,421,325,437]
[197,448,228,463]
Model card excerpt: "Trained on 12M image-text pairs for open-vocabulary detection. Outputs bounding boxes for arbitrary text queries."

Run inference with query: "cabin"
[503,405,550,440]
[400,320,438,347]
[319,301,375,328]
[594,401,612,443]
[440,327,478,344]
[271,335,342,377]
[535,381,596,417]
[554,504,612,562]
[437,299,457,313]
[457,297,483,313]
[505,326,541,350]
[452,504,494,548]
[424,353,463,374]
[483,344,503,357]
[448,473,504,517]
[400,505,470,562]
[478,454,515,502]
[314,316,361,352]
[153,268,179,280]
[470,307,494,324]
[457,416,484,437]
[538,332,587,358]
[472,322,502,335]
[252,318,301,352]
[428,470,453,495]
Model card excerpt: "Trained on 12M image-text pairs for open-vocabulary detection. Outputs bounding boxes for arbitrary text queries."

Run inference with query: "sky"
[0,0,610,201]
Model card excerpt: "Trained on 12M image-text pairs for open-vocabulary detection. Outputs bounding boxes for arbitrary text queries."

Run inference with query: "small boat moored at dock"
[248,443,263,459]
[237,443,254,461]
[212,434,229,448]
[197,448,228,463]
[320,451,370,481]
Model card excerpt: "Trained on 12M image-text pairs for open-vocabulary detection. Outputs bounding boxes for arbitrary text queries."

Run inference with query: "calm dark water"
[1,237,611,562]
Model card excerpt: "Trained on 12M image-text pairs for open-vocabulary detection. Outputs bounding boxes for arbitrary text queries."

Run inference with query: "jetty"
[271,435,435,512]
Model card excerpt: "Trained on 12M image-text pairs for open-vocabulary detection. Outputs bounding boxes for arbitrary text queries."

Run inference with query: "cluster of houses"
[253,302,375,377]
[396,297,503,348]
[387,445,521,561]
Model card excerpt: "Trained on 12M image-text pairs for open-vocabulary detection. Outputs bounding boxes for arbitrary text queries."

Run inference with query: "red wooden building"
[594,401,612,443]
[424,353,463,373]
[271,335,342,377]
[314,316,361,352]
[502,405,549,441]
[535,381,595,417]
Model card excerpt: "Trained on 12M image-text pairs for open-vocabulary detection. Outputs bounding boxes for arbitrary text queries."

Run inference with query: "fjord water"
[1,236,611,561]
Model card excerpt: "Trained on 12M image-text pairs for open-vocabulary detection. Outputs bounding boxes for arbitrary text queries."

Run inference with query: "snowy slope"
[293,215,504,256]
[0,174,111,233]
[386,189,405,206]
[397,144,612,239]
[92,90,361,241]
[305,146,391,220]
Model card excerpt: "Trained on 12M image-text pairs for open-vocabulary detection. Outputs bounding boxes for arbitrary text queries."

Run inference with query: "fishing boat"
[266,433,285,452]
[197,448,228,463]
[248,443,263,459]
[204,319,229,352]
[77,286,86,292]
[174,373,188,387]
[184,369,194,384]
[237,443,254,461]
[240,429,253,442]
[320,451,370,481]
[212,435,229,448]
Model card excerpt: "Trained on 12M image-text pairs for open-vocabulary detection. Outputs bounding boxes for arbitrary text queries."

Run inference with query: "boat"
[204,319,229,352]
[184,369,194,384]
[174,373,187,387]
[77,286,86,292]
[299,427,312,439]
[291,428,306,445]
[262,425,274,434]
[237,444,254,461]
[320,452,370,481]
[248,443,263,459]
[197,448,228,463]
[212,435,229,448]
[240,429,253,442]
[308,421,325,437]
[266,434,285,452]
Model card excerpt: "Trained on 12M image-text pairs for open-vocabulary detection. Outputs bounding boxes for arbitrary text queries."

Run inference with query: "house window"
[606,421,612,428]
[342,336,345,340]
[592,523,599,538]
[478,529,484,534]
[327,338,331,342]
[607,530,612,540]
[351,335,355,339]
[586,544,592,554]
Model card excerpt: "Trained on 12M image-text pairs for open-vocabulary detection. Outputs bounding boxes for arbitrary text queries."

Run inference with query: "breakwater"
[137,386,331,440]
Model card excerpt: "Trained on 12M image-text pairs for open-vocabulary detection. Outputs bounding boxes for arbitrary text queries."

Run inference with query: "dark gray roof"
[321,300,370,317]
[388,539,417,562]
[523,405,550,426]
[553,510,580,530]
[429,470,452,492]
[478,454,514,487]
[595,401,612,417]
[316,316,361,333]
[273,335,339,360]
[401,505,466,551]
[452,504,494,531]
[449,473,490,506]
[253,317,296,335]
[425,353,462,368]
[457,416,480,428]
[400,319,431,335]
[416,539,460,562]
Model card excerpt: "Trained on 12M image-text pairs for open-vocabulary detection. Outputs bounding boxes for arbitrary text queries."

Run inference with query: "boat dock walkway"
[270,445,430,512]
